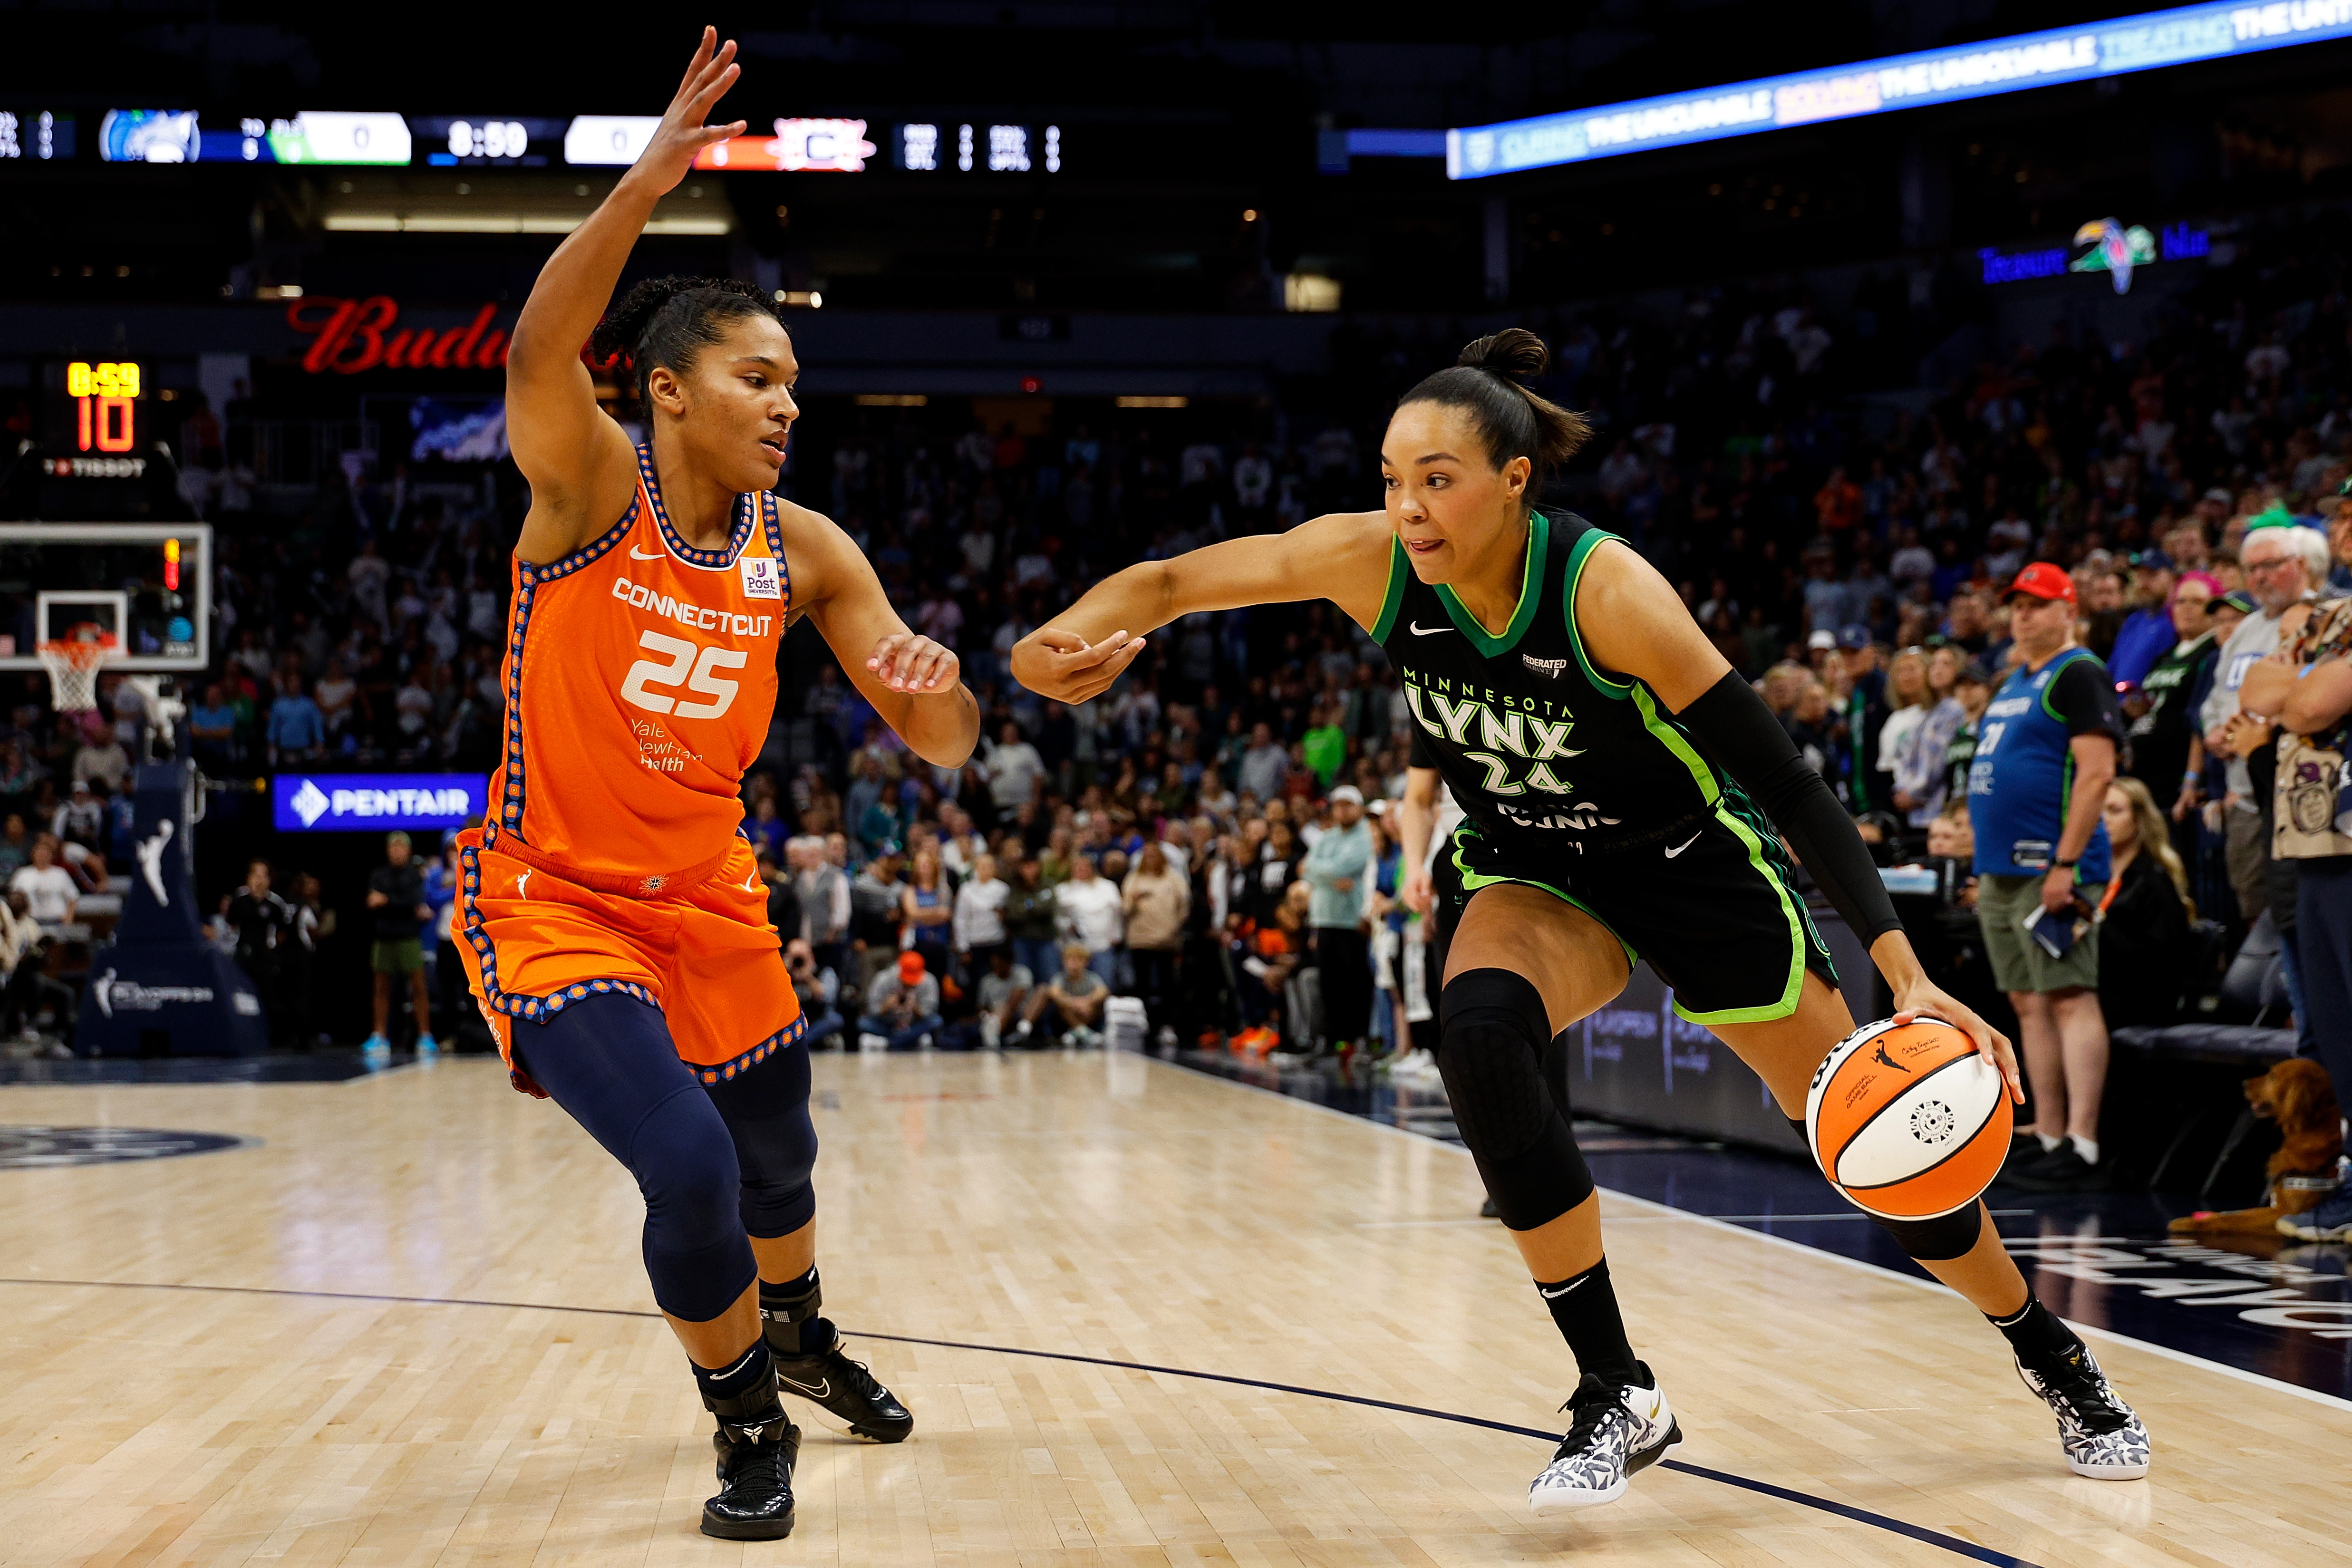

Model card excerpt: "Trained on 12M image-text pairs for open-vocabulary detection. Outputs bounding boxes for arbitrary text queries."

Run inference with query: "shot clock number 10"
[67,360,140,453]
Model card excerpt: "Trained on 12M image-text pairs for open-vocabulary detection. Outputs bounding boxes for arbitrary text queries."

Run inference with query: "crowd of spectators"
[26,201,2349,1205]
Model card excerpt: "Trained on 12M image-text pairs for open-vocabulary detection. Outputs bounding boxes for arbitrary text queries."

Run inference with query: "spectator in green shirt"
[1300,702,1347,788]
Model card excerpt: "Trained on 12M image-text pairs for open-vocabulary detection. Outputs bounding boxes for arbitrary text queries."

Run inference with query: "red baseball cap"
[898,951,926,983]
[2006,561,2077,605]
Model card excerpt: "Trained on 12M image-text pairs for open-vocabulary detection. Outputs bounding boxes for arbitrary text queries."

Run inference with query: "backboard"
[0,523,209,672]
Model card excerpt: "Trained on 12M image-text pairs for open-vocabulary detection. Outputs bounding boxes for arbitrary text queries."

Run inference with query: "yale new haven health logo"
[275,774,484,832]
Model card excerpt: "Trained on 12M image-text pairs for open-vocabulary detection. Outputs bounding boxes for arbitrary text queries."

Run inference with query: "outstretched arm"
[506,29,745,563]
[791,506,979,769]
[1012,511,1393,703]
[1575,539,2023,1102]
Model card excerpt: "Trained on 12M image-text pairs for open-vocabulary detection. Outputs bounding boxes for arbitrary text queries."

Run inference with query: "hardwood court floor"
[1,1051,2346,1568]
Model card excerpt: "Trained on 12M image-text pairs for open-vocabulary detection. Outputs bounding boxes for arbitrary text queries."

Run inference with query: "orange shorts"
[455,832,803,1088]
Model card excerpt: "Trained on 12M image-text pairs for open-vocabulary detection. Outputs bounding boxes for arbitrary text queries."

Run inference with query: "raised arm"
[1012,511,1394,704]
[1575,540,2023,1101]
[506,29,745,564]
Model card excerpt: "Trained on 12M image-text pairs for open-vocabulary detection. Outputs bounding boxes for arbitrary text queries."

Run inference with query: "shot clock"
[66,361,140,454]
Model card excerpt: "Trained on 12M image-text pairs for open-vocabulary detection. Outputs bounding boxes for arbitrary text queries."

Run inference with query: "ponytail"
[588,274,784,407]
[1397,327,1591,482]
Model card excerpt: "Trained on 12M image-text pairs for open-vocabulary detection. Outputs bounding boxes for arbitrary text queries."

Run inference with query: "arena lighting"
[854,395,929,406]
[1446,0,2352,179]
[1115,396,1189,408]
[323,212,732,235]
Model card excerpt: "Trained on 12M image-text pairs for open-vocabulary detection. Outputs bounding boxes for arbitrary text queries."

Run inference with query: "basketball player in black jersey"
[1013,329,2149,1510]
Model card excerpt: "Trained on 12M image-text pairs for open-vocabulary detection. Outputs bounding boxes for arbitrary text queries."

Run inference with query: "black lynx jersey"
[1379,508,1835,1025]
[1377,508,1731,855]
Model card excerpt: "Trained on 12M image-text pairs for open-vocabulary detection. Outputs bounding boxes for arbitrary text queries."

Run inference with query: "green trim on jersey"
[1676,793,1809,1025]
[1631,685,1723,808]
[1447,824,1638,972]
[1435,510,1549,656]
[1562,525,1635,699]
[1370,537,1407,643]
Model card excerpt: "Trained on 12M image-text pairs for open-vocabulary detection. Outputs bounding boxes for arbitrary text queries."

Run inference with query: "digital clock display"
[66,361,140,454]
[413,116,562,166]
[896,124,1061,173]
[0,110,74,160]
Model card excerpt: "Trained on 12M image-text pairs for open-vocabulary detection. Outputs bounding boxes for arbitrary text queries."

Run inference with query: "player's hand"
[867,632,959,695]
[1889,983,2023,1105]
[1011,625,1148,704]
[1401,865,1434,915]
[630,28,746,196]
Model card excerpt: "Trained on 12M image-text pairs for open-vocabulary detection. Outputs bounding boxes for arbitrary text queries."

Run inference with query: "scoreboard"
[66,361,140,454]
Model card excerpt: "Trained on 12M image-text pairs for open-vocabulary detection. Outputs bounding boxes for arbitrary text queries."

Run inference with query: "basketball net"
[36,626,118,712]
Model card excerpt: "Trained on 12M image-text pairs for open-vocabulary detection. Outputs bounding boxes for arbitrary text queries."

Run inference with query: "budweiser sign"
[287,296,511,375]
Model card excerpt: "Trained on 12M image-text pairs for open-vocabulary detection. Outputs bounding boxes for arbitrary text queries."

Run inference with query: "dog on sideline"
[2168,1059,2343,1236]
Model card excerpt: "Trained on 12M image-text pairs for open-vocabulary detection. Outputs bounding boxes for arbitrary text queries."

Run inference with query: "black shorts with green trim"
[1433,802,1839,1026]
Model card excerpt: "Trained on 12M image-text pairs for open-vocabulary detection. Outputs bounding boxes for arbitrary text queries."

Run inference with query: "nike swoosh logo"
[1663,833,1701,859]
[629,544,666,561]
[1408,621,1452,636]
[1538,1278,1589,1299]
[780,1375,831,1398]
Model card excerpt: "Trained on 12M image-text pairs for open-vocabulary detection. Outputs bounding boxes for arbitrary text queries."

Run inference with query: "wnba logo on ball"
[1806,1017,2011,1218]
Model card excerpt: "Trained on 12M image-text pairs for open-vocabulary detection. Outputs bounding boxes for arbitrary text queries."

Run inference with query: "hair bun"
[1457,327,1550,385]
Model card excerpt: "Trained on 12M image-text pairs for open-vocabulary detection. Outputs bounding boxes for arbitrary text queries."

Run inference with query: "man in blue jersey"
[1968,563,2124,1193]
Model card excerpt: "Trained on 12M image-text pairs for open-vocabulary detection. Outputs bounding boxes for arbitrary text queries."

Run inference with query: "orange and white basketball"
[1804,1016,2011,1220]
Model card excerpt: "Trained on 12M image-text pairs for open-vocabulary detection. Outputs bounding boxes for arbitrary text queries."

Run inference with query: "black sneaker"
[2008,1144,2101,1192]
[1995,1136,2053,1182]
[1480,1196,1500,1220]
[775,1341,915,1442]
[701,1405,801,1539]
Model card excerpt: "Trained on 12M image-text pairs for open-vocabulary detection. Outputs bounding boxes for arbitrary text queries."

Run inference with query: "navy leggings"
[512,993,819,1322]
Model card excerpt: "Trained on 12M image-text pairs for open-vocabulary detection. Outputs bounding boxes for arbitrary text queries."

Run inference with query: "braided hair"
[587,275,787,408]
[1396,327,1591,483]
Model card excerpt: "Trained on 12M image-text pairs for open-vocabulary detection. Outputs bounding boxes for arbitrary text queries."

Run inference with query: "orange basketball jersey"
[486,444,787,892]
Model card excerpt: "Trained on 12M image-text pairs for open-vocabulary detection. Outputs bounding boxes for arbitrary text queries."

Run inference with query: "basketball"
[1805,1017,2011,1220]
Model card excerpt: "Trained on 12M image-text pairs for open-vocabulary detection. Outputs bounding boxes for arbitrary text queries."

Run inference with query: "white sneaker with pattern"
[1529,1365,1681,1512]
[2015,1345,2151,1479]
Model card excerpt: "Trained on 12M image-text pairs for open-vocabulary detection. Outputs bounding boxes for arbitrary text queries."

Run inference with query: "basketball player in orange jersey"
[456,29,976,1540]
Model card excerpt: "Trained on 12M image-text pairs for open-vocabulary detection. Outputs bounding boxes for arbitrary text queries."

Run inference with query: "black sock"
[692,1338,775,1403]
[1987,1291,2077,1363]
[1534,1258,1645,1385]
[759,1267,836,1357]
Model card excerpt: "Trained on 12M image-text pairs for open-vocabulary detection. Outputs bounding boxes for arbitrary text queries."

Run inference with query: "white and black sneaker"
[1529,1364,1681,1513]
[2015,1344,2151,1479]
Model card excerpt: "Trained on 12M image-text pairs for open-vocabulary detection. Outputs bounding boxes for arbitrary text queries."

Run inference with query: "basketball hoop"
[36,625,118,712]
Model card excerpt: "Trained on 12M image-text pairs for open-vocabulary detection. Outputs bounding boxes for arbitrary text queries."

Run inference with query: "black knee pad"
[707,1043,819,1239]
[1438,968,1593,1231]
[1784,1114,1984,1261]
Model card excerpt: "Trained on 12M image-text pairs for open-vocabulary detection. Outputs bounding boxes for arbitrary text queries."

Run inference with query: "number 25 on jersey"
[620,629,747,721]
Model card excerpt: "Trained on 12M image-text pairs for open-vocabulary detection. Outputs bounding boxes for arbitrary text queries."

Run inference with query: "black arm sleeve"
[1674,670,1905,946]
